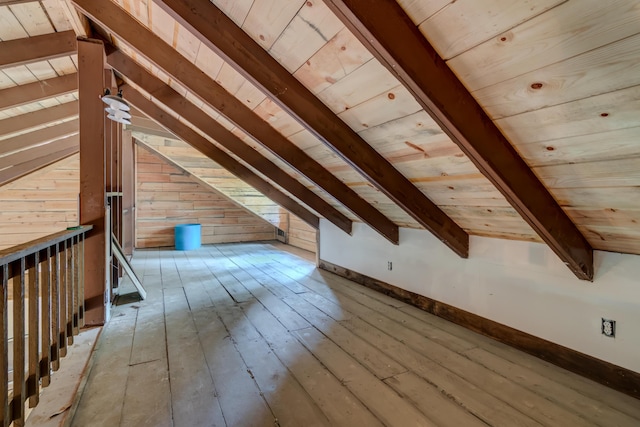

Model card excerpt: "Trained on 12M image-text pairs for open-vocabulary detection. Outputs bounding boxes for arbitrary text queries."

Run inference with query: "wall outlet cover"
[602,318,616,338]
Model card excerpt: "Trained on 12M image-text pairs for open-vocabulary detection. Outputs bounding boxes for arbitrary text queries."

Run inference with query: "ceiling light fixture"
[106,113,132,125]
[101,88,130,112]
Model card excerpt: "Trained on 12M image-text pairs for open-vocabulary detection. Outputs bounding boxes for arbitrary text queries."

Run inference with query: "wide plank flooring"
[72,242,640,427]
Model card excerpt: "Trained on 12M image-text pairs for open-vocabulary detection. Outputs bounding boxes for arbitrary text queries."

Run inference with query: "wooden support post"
[78,37,108,325]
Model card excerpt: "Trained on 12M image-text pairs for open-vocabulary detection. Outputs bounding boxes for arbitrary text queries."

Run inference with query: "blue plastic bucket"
[174,223,201,250]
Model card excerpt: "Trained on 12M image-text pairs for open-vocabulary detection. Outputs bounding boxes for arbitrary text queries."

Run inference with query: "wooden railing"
[0,225,93,426]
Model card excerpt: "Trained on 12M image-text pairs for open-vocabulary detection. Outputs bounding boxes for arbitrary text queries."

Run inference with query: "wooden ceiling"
[1,0,639,280]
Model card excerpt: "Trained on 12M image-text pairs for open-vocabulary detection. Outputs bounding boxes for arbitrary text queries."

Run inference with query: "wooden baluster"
[40,248,52,387]
[72,236,80,336]
[66,238,74,345]
[0,264,9,427]
[79,234,85,328]
[12,258,26,426]
[27,252,40,407]
[51,243,60,372]
[59,241,68,358]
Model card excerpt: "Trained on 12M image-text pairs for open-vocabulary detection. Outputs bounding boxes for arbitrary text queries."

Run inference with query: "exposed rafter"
[0,121,78,157]
[0,0,36,5]
[109,49,352,235]
[111,50,352,235]
[129,111,176,140]
[0,137,78,187]
[0,101,77,137]
[151,0,469,257]
[0,74,77,110]
[72,0,399,245]
[0,30,77,69]
[0,134,78,172]
[121,84,321,230]
[322,0,593,280]
[57,0,91,36]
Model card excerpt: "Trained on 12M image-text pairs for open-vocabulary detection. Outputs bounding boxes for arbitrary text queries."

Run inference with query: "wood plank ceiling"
[1,0,639,279]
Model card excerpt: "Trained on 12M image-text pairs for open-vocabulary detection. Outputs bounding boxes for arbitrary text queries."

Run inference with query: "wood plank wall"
[135,134,291,229]
[288,214,317,253]
[136,134,317,253]
[136,146,276,248]
[0,155,79,250]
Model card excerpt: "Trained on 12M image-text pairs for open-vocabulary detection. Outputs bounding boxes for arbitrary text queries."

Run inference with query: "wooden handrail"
[0,225,93,266]
[0,225,93,426]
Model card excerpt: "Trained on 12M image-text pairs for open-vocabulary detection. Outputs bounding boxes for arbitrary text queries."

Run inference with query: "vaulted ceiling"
[1,0,639,280]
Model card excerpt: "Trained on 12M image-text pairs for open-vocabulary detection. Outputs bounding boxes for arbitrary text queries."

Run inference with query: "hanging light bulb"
[101,88,130,112]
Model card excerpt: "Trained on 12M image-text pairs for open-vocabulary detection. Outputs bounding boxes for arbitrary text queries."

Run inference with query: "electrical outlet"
[602,318,616,338]
[387,261,392,271]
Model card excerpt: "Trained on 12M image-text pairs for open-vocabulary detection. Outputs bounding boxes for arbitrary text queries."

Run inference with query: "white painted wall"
[319,219,640,373]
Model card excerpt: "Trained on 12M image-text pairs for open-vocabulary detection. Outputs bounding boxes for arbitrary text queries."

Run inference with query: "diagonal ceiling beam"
[0,133,78,171]
[0,138,78,187]
[109,49,352,235]
[129,110,177,140]
[121,84,321,230]
[0,30,77,69]
[0,101,77,137]
[0,73,77,110]
[322,0,593,280]
[0,120,78,157]
[72,0,399,245]
[0,0,36,5]
[151,0,469,257]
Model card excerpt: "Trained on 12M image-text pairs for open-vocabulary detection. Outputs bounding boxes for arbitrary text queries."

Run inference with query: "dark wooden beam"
[129,113,177,140]
[109,50,352,235]
[73,0,398,244]
[122,85,321,230]
[0,120,78,157]
[0,0,38,5]
[0,74,77,110]
[78,37,107,325]
[0,138,78,187]
[322,0,593,280]
[0,134,78,174]
[0,30,77,69]
[0,101,78,137]
[151,0,469,257]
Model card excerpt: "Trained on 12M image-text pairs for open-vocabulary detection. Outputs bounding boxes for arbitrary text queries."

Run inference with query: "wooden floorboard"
[71,242,640,427]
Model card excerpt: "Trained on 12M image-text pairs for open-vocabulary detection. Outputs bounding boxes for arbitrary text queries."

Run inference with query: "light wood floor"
[71,242,640,427]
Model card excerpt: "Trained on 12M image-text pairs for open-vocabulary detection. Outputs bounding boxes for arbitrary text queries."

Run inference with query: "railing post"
[59,241,68,358]
[72,236,80,336]
[40,247,52,388]
[27,252,40,408]
[0,264,8,427]
[51,243,60,372]
[66,238,74,346]
[12,258,26,426]
[0,226,92,421]
[79,234,85,328]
